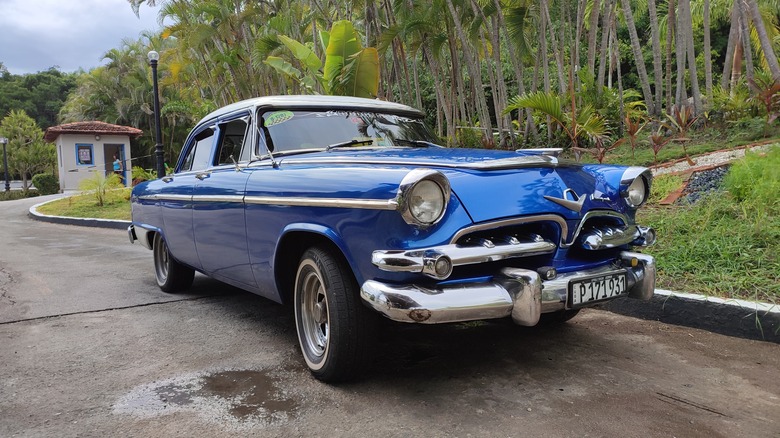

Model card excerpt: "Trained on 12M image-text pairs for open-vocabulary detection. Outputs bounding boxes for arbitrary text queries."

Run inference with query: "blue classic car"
[129,95,656,382]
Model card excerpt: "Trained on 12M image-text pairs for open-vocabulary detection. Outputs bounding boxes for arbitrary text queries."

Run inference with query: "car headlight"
[620,167,652,208]
[397,169,450,228]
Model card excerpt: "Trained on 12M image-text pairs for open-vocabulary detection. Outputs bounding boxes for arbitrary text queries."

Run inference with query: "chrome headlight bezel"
[396,168,451,228]
[620,167,653,209]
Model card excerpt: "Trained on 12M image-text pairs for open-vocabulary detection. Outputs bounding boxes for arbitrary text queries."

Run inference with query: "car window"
[180,127,215,172]
[216,118,250,165]
[258,110,436,154]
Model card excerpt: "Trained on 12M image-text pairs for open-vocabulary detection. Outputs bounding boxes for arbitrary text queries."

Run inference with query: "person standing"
[113,154,123,181]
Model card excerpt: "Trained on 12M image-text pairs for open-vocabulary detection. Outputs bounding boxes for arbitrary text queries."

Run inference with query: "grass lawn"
[35,189,132,221]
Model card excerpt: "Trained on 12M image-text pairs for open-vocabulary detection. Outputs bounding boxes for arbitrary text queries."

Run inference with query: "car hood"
[275,148,631,222]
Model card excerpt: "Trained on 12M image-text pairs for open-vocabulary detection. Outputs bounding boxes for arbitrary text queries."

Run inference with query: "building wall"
[55,134,132,192]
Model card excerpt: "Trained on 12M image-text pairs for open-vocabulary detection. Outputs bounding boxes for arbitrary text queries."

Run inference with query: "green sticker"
[264,111,294,126]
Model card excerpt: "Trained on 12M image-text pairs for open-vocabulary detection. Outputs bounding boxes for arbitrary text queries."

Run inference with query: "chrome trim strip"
[372,238,557,278]
[245,195,398,210]
[190,195,245,203]
[360,252,655,324]
[449,214,569,245]
[280,155,559,170]
[139,194,192,202]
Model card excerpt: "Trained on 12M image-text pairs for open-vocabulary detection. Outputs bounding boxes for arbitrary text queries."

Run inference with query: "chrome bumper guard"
[360,251,655,326]
[579,225,656,250]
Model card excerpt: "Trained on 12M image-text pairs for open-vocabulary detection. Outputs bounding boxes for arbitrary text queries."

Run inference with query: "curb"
[28,199,130,230]
[597,289,780,344]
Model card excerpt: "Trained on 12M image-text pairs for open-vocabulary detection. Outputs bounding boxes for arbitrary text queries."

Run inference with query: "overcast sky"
[0,0,161,75]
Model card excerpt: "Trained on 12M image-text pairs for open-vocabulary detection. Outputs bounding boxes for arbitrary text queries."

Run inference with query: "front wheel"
[294,247,375,382]
[153,233,194,293]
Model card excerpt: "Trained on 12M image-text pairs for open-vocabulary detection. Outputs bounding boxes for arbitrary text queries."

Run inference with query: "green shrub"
[0,190,39,201]
[31,173,59,195]
[726,117,766,142]
[724,145,780,214]
[78,172,124,206]
[455,126,482,149]
[131,166,157,183]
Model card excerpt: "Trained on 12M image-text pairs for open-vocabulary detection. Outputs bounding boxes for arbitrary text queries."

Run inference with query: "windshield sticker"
[264,111,294,126]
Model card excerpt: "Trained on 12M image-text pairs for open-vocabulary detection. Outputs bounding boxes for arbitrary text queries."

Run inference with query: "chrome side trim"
[449,214,569,245]
[245,195,398,210]
[190,195,244,203]
[373,237,557,279]
[281,155,559,170]
[138,194,192,201]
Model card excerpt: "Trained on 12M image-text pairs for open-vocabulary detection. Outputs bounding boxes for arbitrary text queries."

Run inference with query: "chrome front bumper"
[360,251,655,326]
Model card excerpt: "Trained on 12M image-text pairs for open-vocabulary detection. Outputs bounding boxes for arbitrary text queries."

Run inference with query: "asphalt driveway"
[1,196,779,437]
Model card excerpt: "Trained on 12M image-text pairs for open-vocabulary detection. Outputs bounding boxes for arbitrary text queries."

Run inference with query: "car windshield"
[259,109,437,155]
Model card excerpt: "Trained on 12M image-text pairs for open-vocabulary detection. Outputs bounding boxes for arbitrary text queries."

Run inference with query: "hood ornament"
[544,189,585,213]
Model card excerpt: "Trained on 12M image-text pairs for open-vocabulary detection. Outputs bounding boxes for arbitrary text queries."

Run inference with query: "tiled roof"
[44,121,143,142]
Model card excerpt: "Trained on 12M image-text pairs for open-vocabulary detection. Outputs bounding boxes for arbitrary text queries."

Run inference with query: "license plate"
[568,272,627,307]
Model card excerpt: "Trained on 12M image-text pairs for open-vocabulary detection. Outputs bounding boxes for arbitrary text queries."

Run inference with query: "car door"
[159,126,216,271]
[192,114,255,289]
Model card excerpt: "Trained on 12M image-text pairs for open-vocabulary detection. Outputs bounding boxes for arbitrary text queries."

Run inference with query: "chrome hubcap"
[300,268,328,357]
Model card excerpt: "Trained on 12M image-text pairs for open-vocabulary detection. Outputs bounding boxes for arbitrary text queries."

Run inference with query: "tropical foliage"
[0,110,56,193]
[19,0,777,166]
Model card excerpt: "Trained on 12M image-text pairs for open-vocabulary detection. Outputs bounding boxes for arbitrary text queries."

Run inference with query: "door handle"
[162,176,173,183]
[195,172,211,180]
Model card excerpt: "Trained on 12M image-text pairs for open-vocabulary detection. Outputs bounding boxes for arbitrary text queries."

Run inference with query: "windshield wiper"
[393,139,431,148]
[326,139,375,150]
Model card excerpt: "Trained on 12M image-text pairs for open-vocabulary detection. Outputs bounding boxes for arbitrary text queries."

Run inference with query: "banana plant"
[264,21,379,98]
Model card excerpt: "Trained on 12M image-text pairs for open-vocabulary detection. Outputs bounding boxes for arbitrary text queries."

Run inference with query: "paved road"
[1,196,779,437]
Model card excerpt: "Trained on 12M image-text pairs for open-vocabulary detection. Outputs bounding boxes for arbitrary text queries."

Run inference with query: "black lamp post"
[148,50,165,179]
[1,137,9,192]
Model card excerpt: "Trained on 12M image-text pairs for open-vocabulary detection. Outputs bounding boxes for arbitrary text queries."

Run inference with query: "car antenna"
[258,116,279,168]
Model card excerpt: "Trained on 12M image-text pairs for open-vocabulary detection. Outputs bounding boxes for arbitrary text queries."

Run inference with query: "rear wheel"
[153,233,194,293]
[294,247,375,382]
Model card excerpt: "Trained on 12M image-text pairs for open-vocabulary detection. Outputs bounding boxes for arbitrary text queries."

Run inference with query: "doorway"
[103,144,126,186]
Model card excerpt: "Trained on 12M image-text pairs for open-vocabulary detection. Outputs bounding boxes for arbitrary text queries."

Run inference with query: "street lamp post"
[0,137,9,192]
[148,50,165,179]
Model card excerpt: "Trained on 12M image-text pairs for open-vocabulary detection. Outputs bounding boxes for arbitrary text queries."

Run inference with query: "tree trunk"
[597,0,614,90]
[665,0,675,112]
[675,0,687,106]
[739,1,755,84]
[586,0,601,74]
[619,0,655,115]
[721,2,739,90]
[647,0,663,116]
[542,1,567,95]
[680,0,702,113]
[703,0,713,102]
[540,0,553,140]
[445,0,492,140]
[746,0,780,81]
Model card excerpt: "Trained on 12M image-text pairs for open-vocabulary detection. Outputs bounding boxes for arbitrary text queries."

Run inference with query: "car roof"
[198,95,425,125]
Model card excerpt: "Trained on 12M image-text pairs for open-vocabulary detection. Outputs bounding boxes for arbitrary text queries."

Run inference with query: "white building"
[44,121,142,192]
